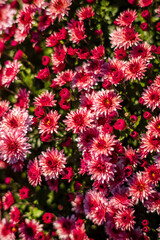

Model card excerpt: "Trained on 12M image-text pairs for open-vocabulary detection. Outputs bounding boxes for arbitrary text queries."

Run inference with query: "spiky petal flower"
[128,172,155,204]
[115,9,137,27]
[64,108,93,134]
[142,85,160,111]
[0,4,16,33]
[39,148,67,180]
[27,158,42,187]
[2,191,14,210]
[39,110,61,134]
[114,208,135,231]
[110,27,141,50]
[47,0,72,22]
[19,219,43,240]
[34,91,56,107]
[124,57,147,81]
[92,89,122,116]
[139,133,160,158]
[67,19,87,44]
[15,88,30,109]
[54,215,76,240]
[0,130,31,164]
[2,60,22,88]
[88,155,116,183]
[0,100,10,119]
[76,5,94,21]
[16,6,35,33]
[90,133,117,156]
[146,114,160,137]
[129,42,153,62]
[0,218,15,240]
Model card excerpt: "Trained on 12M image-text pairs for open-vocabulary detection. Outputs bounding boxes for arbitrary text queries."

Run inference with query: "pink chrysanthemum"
[54,215,76,240]
[0,100,10,119]
[15,88,30,109]
[109,189,133,211]
[128,172,155,204]
[54,69,75,87]
[124,57,147,81]
[0,4,16,33]
[146,114,160,137]
[39,148,67,180]
[90,133,117,157]
[88,155,116,183]
[0,130,31,164]
[9,206,21,224]
[77,127,99,151]
[138,0,153,7]
[16,6,35,33]
[64,108,93,134]
[0,218,15,240]
[114,208,135,231]
[34,91,56,107]
[110,27,141,50]
[27,158,42,187]
[144,164,160,185]
[19,219,43,240]
[79,91,96,111]
[92,89,122,116]
[129,42,153,62]
[144,191,160,215]
[84,190,108,225]
[67,19,87,44]
[47,0,72,22]
[71,194,84,214]
[14,28,28,44]
[142,85,160,111]
[39,110,61,135]
[0,107,32,133]
[51,44,67,67]
[2,191,14,210]
[139,133,160,158]
[115,9,137,27]
[72,67,97,92]
[76,5,94,21]
[2,60,22,88]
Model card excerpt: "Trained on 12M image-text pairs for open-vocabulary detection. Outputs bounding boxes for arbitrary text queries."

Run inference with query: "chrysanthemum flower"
[0,130,31,164]
[27,158,42,187]
[19,219,43,240]
[0,218,15,240]
[54,69,75,87]
[16,6,35,33]
[76,5,94,21]
[0,4,16,33]
[47,0,72,22]
[9,206,21,224]
[54,215,76,240]
[67,19,87,44]
[72,67,97,92]
[2,191,14,210]
[34,91,56,107]
[142,85,160,111]
[88,155,116,183]
[110,27,141,50]
[77,127,99,151]
[39,110,61,135]
[144,191,160,215]
[84,190,108,225]
[128,172,155,204]
[138,0,153,7]
[146,115,160,137]
[2,60,22,88]
[90,133,117,156]
[129,42,153,62]
[114,208,135,231]
[51,44,67,67]
[39,148,67,180]
[92,89,122,116]
[71,194,84,214]
[115,9,137,27]
[140,133,160,158]
[0,100,10,119]
[144,164,160,185]
[124,57,147,81]
[0,107,32,133]
[14,28,28,44]
[15,88,30,109]
[64,108,93,134]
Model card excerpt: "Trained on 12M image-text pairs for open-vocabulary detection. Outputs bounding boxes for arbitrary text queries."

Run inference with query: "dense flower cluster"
[0,0,160,239]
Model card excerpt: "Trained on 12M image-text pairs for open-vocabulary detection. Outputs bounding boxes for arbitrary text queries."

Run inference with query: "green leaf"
[33,207,44,218]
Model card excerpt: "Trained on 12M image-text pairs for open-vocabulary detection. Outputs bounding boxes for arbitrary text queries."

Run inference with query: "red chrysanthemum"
[34,91,56,107]
[27,158,42,187]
